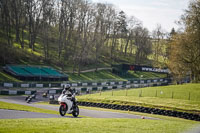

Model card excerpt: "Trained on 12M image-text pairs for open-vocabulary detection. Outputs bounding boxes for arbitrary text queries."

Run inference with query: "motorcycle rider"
[62,84,76,106]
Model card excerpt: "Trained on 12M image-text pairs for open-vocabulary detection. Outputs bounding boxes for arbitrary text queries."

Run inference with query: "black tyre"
[72,106,79,117]
[59,105,67,116]
[25,96,30,101]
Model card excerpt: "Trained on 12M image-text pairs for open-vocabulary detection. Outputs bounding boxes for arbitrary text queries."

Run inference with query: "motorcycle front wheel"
[72,105,79,117]
[59,105,67,116]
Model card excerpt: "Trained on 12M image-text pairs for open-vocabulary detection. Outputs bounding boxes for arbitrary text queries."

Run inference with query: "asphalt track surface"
[0,95,159,120]
[1,94,200,133]
[0,109,73,119]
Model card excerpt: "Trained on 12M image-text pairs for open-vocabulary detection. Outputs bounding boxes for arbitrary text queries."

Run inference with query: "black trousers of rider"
[72,97,76,106]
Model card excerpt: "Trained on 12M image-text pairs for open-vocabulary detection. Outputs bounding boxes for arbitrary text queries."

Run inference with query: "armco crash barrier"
[76,101,200,121]
[0,78,171,88]
[0,90,36,95]
[47,83,169,95]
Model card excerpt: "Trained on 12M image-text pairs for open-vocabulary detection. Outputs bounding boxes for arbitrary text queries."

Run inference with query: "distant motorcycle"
[43,92,48,98]
[26,97,32,103]
[25,96,30,101]
[58,92,79,117]
[25,94,36,103]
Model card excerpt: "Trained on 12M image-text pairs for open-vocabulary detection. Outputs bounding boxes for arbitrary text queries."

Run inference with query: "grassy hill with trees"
[0,0,199,82]
[0,1,199,132]
[0,0,166,72]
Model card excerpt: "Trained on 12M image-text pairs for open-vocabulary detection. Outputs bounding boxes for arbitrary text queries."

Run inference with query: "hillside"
[0,67,166,82]
[0,27,168,82]
[68,70,167,82]
[0,19,166,73]
[0,0,168,81]
[0,30,130,70]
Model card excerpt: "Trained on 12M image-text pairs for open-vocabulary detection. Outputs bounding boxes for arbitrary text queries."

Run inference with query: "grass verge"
[0,118,198,133]
[0,71,21,82]
[77,84,200,114]
[67,70,167,82]
[1,101,199,133]
[0,101,58,115]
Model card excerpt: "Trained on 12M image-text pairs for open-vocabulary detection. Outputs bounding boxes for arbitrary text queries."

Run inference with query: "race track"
[0,95,159,120]
[0,109,74,119]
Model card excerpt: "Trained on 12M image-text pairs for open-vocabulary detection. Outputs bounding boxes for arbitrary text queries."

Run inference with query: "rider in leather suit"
[62,84,76,106]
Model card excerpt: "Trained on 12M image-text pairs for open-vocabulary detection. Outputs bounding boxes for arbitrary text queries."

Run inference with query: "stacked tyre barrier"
[49,100,59,104]
[77,101,200,121]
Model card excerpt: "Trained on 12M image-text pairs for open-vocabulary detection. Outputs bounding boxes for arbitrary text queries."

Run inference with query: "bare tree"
[25,0,44,51]
[41,0,56,60]
[92,3,112,71]
[71,0,94,75]
[124,16,141,56]
[116,11,127,54]
[0,0,12,45]
[134,26,152,65]
[152,24,167,67]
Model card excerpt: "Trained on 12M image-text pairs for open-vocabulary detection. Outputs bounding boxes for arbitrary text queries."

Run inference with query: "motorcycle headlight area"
[67,97,72,100]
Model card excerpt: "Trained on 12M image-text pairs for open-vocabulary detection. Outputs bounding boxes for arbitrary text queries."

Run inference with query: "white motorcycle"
[58,91,79,117]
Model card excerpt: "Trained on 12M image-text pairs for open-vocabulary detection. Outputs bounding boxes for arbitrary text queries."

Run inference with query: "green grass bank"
[77,84,200,114]
[0,118,198,133]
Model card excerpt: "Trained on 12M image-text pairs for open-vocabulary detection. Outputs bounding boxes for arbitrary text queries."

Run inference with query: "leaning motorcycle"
[58,92,79,117]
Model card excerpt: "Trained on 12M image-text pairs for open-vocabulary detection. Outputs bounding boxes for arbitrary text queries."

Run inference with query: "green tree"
[168,0,200,82]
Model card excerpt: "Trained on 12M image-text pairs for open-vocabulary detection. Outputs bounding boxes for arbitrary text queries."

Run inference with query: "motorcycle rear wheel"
[72,105,79,117]
[59,105,67,116]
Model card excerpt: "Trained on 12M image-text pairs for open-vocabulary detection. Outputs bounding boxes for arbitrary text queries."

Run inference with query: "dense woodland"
[0,0,199,82]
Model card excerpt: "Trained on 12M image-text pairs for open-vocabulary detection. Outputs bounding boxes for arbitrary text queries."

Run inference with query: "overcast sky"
[92,0,190,32]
